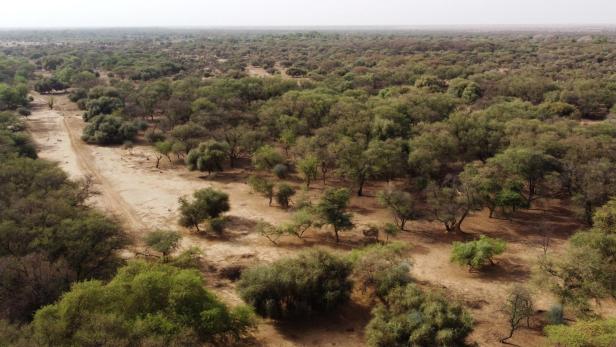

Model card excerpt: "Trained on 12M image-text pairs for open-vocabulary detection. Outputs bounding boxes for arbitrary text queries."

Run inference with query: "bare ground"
[26,92,587,346]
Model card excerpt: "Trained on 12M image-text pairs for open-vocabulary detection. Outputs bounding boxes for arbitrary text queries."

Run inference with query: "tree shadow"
[271,301,371,345]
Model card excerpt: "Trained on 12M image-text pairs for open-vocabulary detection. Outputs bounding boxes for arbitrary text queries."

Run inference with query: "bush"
[68,88,87,102]
[16,107,30,116]
[144,128,166,143]
[186,140,229,174]
[272,163,288,178]
[348,242,411,301]
[275,183,295,208]
[546,304,565,325]
[451,235,506,271]
[365,285,474,347]
[545,318,616,347]
[252,145,284,171]
[179,188,230,232]
[81,115,137,145]
[237,250,352,319]
[83,96,124,121]
[31,261,255,346]
[144,230,182,259]
[248,175,274,206]
[377,189,416,231]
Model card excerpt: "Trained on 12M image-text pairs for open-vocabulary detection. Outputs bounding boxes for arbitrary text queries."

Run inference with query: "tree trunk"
[357,175,366,196]
[500,327,515,344]
[334,228,340,243]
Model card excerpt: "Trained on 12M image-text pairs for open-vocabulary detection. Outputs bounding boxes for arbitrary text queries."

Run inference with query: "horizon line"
[1,24,616,31]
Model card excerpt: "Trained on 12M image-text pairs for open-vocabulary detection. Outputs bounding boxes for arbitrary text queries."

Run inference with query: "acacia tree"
[186,140,229,174]
[144,230,182,261]
[297,154,319,189]
[334,137,405,196]
[451,235,507,271]
[538,199,616,315]
[248,175,274,206]
[489,147,557,206]
[178,188,230,232]
[501,286,534,343]
[460,161,526,218]
[348,242,411,302]
[377,189,416,231]
[365,285,474,347]
[426,181,480,233]
[154,140,173,168]
[252,145,284,171]
[315,188,354,243]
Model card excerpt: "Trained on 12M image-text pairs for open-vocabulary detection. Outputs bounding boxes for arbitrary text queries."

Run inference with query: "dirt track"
[26,92,593,346]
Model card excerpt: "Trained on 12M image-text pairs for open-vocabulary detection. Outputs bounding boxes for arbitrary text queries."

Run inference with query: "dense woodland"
[1,29,616,346]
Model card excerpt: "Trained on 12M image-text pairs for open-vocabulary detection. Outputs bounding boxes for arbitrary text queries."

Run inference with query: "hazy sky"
[2,0,616,28]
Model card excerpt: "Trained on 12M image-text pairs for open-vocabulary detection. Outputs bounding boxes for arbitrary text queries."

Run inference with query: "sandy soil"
[26,92,589,346]
[246,65,272,78]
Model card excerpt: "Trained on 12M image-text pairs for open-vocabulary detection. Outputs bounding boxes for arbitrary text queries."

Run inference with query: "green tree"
[81,115,137,145]
[247,175,274,206]
[144,230,182,261]
[275,183,296,209]
[450,235,507,271]
[297,154,319,189]
[365,285,474,347]
[237,250,352,319]
[538,199,616,315]
[315,188,354,243]
[500,286,534,343]
[377,189,416,231]
[32,261,254,346]
[178,188,230,232]
[154,140,173,168]
[252,145,284,171]
[426,181,480,233]
[488,147,557,206]
[348,242,411,302]
[186,140,229,174]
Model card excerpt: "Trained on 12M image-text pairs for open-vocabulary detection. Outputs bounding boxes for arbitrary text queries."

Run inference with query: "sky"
[2,0,616,28]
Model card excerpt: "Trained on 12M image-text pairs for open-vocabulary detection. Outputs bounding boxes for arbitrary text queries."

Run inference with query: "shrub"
[315,188,353,243]
[31,261,255,346]
[348,242,411,301]
[248,175,274,206]
[16,107,30,116]
[451,235,506,271]
[275,183,295,208]
[237,250,352,319]
[377,189,416,231]
[546,304,565,325]
[186,140,229,174]
[545,318,616,347]
[272,163,288,178]
[83,96,124,121]
[178,188,230,232]
[365,285,474,347]
[252,145,284,171]
[81,115,137,145]
[68,88,88,102]
[144,128,166,143]
[144,230,182,259]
